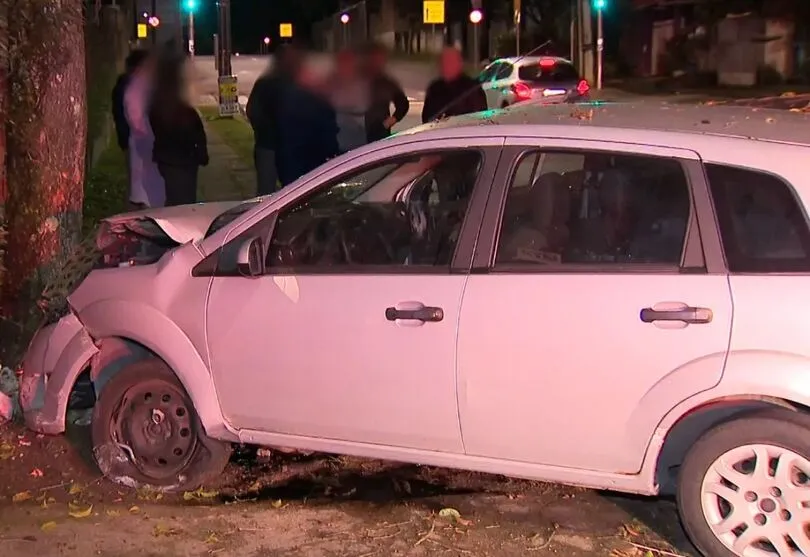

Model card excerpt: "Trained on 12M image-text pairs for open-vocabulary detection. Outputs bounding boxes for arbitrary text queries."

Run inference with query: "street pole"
[218,0,232,76]
[473,24,479,67]
[596,9,603,90]
[188,11,195,58]
[514,0,521,56]
[150,0,157,45]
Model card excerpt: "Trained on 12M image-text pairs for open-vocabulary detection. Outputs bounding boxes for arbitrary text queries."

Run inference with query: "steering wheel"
[319,208,399,265]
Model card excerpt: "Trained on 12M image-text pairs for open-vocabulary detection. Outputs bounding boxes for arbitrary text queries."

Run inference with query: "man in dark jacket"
[111,49,149,151]
[275,66,339,187]
[363,43,410,142]
[422,47,487,123]
[247,46,301,195]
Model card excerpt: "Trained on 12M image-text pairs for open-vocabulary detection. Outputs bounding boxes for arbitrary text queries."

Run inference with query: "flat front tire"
[678,407,810,557]
[91,358,231,492]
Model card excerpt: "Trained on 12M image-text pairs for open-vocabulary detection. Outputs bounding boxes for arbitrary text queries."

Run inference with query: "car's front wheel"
[91,358,231,491]
[678,408,810,557]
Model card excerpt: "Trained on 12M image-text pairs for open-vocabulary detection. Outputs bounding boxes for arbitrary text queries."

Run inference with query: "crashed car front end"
[18,201,245,434]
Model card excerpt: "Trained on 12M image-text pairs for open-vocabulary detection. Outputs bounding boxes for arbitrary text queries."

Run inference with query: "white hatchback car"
[20,102,810,557]
[478,56,590,108]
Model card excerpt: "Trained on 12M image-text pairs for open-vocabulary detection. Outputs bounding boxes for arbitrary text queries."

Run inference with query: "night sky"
[193,0,341,54]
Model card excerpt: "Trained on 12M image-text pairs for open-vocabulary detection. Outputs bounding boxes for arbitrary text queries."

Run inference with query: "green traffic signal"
[183,0,197,12]
[593,0,606,10]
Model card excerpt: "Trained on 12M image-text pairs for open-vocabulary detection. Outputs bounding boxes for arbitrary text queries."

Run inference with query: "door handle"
[640,306,713,324]
[385,306,444,322]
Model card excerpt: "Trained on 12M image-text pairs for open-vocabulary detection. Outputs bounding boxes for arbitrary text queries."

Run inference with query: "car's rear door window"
[495,150,692,267]
[706,164,810,272]
[518,61,579,84]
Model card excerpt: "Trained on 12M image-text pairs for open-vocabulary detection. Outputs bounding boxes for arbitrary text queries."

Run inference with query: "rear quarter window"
[706,163,810,272]
[518,62,579,83]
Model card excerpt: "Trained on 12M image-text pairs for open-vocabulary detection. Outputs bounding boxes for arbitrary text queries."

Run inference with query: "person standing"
[329,49,371,154]
[422,47,487,123]
[124,51,165,209]
[246,46,301,195]
[275,64,339,187]
[149,64,209,206]
[362,43,409,143]
[111,49,149,153]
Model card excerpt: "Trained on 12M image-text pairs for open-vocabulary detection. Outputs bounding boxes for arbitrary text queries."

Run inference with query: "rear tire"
[678,407,810,557]
[91,358,231,492]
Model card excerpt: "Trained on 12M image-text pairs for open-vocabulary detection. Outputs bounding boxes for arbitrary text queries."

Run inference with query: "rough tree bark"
[0,0,86,363]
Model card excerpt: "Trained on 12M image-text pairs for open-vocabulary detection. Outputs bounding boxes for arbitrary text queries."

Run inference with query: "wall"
[763,18,794,77]
[716,14,762,86]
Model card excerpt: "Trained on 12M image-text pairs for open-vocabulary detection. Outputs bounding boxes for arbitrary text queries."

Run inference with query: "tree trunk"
[1,0,86,362]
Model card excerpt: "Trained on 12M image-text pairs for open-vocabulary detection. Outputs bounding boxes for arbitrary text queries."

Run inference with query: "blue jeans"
[254,146,278,196]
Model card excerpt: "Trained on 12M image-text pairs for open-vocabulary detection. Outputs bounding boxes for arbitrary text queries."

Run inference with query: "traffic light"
[593,0,606,10]
[183,0,198,12]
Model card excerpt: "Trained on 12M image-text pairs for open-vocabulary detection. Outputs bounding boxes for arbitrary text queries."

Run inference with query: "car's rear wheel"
[501,101,510,109]
[91,358,231,491]
[678,408,810,557]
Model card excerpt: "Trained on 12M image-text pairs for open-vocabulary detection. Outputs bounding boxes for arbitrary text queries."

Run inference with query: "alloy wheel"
[701,443,810,556]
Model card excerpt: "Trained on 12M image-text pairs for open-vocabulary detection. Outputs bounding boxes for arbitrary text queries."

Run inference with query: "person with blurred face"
[275,59,339,186]
[246,45,301,195]
[329,49,371,153]
[422,46,487,123]
[363,43,409,142]
[123,51,165,209]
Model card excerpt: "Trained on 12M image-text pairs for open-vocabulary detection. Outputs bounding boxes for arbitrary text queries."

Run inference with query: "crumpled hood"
[103,201,244,244]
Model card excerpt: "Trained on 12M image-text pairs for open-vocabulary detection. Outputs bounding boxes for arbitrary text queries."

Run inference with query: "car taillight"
[577,79,590,96]
[512,82,532,100]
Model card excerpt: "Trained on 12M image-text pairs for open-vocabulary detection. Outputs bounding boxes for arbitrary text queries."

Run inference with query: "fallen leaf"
[128,505,140,514]
[153,524,178,537]
[106,509,120,517]
[68,502,93,518]
[247,480,262,492]
[204,532,220,544]
[68,483,82,495]
[438,507,462,521]
[766,117,775,123]
[271,499,284,509]
[0,443,15,460]
[18,439,31,447]
[30,468,43,478]
[13,491,32,503]
[183,487,219,501]
[40,521,58,532]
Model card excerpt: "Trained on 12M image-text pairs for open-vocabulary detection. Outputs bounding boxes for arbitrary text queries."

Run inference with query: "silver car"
[20,102,810,557]
[478,56,590,108]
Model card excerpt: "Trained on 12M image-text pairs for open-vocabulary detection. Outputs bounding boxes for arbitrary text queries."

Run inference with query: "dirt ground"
[0,420,696,557]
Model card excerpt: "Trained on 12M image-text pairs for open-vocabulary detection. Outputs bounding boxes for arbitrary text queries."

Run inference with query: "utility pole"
[593,0,606,90]
[150,0,157,45]
[514,0,521,56]
[218,0,232,76]
[579,0,594,84]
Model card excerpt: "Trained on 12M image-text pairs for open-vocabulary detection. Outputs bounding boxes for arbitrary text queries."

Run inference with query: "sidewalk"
[196,100,256,202]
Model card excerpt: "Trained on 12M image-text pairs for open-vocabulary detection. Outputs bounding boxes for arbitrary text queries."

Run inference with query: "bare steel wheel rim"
[110,379,198,481]
[701,444,810,556]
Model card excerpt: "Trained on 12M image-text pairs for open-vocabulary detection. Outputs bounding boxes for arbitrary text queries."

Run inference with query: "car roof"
[496,56,574,66]
[399,101,810,147]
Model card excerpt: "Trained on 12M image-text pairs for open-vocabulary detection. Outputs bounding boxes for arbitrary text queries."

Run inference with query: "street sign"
[423,0,444,24]
[137,23,147,38]
[218,75,239,117]
[279,23,293,38]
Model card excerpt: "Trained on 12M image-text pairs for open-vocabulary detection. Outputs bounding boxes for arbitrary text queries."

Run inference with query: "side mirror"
[236,236,264,277]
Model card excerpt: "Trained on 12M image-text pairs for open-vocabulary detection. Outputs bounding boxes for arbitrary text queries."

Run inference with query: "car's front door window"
[266,150,484,271]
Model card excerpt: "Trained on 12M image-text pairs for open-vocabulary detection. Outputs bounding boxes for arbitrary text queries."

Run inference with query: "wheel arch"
[78,300,238,442]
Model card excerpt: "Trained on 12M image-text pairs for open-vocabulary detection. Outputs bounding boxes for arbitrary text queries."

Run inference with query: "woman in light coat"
[124,52,166,209]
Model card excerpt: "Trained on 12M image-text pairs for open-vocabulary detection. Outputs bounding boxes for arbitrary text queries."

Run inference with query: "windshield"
[518,61,579,84]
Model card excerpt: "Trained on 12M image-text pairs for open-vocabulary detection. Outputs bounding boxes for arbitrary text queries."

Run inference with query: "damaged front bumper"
[19,314,98,434]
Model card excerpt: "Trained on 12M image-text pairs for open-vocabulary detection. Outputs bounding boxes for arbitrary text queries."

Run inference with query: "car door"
[200,138,503,454]
[456,138,733,474]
